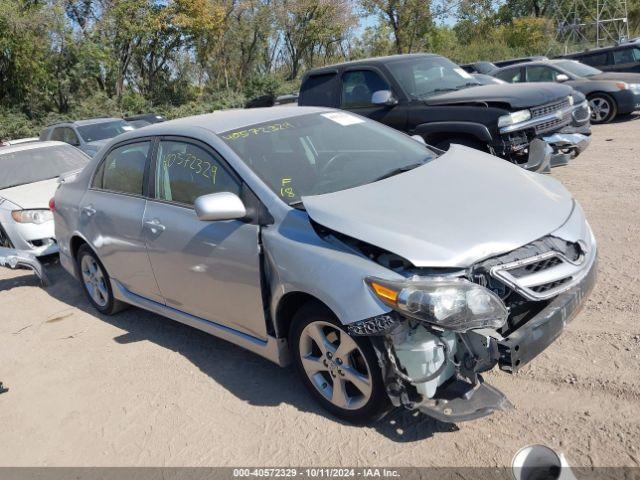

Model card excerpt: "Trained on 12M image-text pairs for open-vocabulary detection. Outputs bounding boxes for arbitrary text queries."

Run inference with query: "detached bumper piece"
[416,375,512,423]
[0,246,50,286]
[498,254,597,373]
[522,138,552,173]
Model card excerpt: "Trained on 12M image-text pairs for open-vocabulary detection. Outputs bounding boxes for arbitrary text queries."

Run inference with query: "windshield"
[386,56,481,99]
[556,60,601,77]
[0,144,89,189]
[220,112,436,204]
[77,120,134,142]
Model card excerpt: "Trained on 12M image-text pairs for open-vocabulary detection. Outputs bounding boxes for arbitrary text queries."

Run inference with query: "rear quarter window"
[299,73,339,107]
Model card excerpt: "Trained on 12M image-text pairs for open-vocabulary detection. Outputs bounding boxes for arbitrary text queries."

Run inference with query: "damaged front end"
[344,230,597,423]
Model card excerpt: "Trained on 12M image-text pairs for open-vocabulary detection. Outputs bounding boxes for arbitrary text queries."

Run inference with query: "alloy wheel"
[298,321,373,410]
[80,255,109,308]
[589,97,612,123]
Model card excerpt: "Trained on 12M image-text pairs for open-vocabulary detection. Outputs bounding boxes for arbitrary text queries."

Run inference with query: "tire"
[289,301,390,423]
[434,136,487,152]
[76,244,126,315]
[588,93,617,123]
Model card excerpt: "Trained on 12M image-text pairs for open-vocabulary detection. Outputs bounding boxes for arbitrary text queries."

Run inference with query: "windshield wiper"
[373,162,425,182]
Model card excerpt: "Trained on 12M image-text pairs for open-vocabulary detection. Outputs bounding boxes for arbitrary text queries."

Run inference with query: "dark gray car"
[492,59,640,123]
[52,107,597,423]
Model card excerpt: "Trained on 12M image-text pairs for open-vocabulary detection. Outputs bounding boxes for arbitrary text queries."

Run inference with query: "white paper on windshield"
[122,125,135,131]
[321,112,365,126]
[454,68,473,79]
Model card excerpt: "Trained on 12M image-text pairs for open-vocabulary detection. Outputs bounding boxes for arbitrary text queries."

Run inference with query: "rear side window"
[580,53,609,67]
[341,70,390,107]
[494,68,522,83]
[613,48,640,64]
[154,140,240,206]
[93,142,150,195]
[299,73,339,107]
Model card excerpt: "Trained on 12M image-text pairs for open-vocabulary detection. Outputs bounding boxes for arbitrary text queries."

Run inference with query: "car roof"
[562,39,640,56]
[305,53,439,74]
[47,117,123,128]
[126,106,335,135]
[0,141,69,155]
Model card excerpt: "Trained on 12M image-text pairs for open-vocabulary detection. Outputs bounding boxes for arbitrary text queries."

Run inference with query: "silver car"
[53,107,597,423]
[0,141,89,256]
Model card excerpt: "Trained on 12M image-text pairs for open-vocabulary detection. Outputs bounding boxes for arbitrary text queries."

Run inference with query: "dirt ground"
[1,117,639,468]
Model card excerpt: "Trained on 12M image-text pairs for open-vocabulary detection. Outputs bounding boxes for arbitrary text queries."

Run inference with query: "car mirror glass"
[371,90,398,106]
[195,192,247,222]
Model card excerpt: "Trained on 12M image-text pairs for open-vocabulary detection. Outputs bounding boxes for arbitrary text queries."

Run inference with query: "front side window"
[526,66,558,82]
[95,142,149,195]
[494,68,522,83]
[51,127,79,146]
[77,120,134,143]
[341,70,390,107]
[154,141,240,206]
[0,145,89,189]
[386,56,480,99]
[220,112,435,204]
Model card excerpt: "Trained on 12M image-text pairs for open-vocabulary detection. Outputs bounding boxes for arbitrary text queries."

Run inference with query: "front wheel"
[290,302,390,423]
[588,93,617,123]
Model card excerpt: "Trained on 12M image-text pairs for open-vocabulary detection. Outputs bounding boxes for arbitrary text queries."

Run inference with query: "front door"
[80,139,163,303]
[143,138,267,339]
[340,69,407,131]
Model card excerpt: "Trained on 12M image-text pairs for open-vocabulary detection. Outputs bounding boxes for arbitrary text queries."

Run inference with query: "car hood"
[0,177,58,209]
[424,83,573,109]
[302,145,574,268]
[589,72,640,83]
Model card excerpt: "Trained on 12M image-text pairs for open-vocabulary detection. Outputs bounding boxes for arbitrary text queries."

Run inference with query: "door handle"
[144,219,166,232]
[82,205,96,217]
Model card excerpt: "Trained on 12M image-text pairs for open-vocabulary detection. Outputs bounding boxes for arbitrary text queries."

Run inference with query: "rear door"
[340,68,407,131]
[80,139,163,303]
[142,137,267,339]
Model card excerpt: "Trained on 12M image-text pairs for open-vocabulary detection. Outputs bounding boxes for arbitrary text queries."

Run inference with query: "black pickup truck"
[298,54,591,172]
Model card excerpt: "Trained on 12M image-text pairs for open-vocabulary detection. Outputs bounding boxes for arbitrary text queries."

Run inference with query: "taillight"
[49,197,56,212]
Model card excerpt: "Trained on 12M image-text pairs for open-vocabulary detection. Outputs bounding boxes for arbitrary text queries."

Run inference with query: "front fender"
[413,121,493,144]
[262,210,403,327]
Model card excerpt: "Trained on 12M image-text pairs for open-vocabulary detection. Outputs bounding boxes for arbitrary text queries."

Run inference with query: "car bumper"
[613,89,640,114]
[497,250,597,373]
[542,132,592,167]
[0,246,50,286]
[0,217,58,257]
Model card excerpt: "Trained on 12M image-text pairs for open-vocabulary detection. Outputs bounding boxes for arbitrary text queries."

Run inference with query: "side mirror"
[411,134,426,145]
[371,90,398,106]
[195,192,246,222]
[556,74,570,83]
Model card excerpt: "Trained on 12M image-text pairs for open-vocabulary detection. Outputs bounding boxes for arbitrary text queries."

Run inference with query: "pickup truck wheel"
[588,93,617,123]
[434,137,487,152]
[76,245,127,315]
[290,302,390,423]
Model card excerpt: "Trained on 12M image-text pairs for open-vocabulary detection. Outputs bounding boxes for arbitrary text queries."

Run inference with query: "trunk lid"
[302,145,574,268]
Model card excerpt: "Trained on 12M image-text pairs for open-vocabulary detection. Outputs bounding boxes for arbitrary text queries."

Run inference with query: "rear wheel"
[76,245,126,315]
[290,302,390,423]
[588,93,617,123]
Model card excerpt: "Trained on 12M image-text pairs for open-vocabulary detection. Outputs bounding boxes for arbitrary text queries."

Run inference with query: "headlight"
[629,83,640,92]
[11,209,53,224]
[497,109,531,128]
[365,276,508,332]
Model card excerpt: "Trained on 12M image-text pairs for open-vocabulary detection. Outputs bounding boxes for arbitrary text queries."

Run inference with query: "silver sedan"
[53,107,596,423]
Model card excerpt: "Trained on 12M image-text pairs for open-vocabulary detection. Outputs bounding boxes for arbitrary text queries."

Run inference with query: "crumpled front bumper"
[543,132,592,168]
[0,246,50,286]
